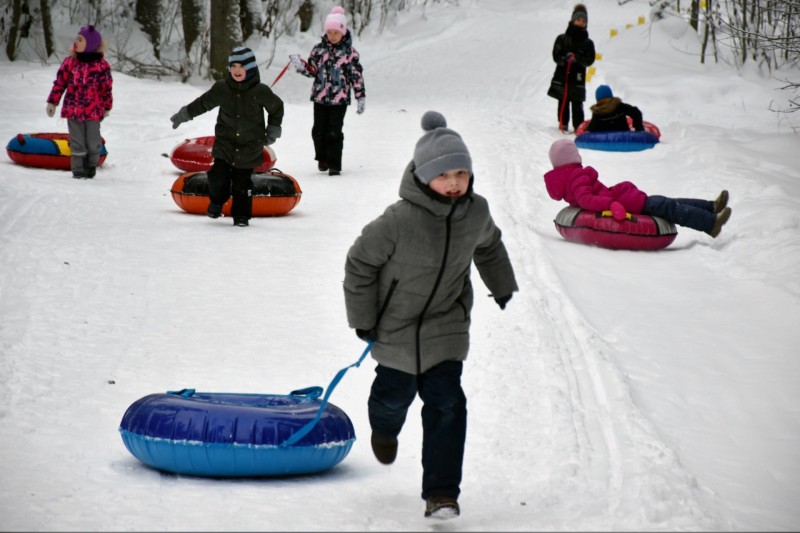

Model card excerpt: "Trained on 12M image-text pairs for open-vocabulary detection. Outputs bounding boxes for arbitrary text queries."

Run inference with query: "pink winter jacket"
[543,163,647,213]
[47,54,113,122]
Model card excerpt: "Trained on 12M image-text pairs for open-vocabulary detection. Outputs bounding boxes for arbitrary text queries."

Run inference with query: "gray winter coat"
[344,162,518,375]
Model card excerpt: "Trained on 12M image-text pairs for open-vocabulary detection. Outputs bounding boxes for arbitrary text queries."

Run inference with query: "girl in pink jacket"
[46,25,113,179]
[544,139,732,237]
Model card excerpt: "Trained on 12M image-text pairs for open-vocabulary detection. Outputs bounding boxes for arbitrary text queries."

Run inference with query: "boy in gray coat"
[343,111,518,520]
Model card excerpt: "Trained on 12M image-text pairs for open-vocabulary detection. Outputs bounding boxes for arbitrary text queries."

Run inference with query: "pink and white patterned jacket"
[47,53,113,122]
[298,31,365,106]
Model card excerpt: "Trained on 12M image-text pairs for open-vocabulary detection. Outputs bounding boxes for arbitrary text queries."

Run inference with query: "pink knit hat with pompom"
[324,6,347,34]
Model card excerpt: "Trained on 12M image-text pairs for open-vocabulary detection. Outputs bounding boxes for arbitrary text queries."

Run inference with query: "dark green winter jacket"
[186,71,284,169]
[344,162,519,375]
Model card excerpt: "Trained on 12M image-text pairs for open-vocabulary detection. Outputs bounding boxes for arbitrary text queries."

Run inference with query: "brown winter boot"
[713,190,729,213]
[710,207,732,238]
[370,432,397,465]
[425,496,460,519]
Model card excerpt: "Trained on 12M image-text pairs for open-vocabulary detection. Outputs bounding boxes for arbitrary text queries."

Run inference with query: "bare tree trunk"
[209,0,240,79]
[297,0,313,32]
[690,0,700,31]
[180,0,204,55]
[700,0,711,64]
[136,0,162,59]
[40,0,54,57]
[6,0,22,60]
[239,0,261,42]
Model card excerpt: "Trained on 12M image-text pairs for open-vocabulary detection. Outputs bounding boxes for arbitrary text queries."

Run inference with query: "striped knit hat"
[228,46,258,80]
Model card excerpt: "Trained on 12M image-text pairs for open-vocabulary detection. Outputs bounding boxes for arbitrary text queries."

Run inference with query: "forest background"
[1,0,799,112]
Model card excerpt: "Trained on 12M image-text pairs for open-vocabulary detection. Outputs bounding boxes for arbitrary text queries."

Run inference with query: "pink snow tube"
[553,206,677,250]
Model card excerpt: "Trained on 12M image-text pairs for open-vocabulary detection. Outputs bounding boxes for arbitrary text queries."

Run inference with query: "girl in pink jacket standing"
[46,25,113,179]
[545,139,732,237]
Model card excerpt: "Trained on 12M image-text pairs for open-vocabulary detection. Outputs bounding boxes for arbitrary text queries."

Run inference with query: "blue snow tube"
[119,387,355,477]
[575,130,660,152]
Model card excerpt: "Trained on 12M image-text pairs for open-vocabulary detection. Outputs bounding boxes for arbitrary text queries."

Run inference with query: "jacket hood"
[398,161,473,218]
[590,96,621,114]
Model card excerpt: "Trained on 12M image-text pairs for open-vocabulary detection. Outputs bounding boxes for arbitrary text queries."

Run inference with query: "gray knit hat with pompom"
[413,111,472,184]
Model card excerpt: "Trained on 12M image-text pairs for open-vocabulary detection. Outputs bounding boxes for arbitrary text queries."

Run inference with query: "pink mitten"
[609,201,627,221]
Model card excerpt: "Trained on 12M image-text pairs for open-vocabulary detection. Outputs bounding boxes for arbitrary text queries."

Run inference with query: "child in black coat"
[587,85,645,132]
[170,47,284,227]
[547,3,596,132]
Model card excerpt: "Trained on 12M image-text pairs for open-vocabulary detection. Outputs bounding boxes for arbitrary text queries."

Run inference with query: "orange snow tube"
[170,169,302,217]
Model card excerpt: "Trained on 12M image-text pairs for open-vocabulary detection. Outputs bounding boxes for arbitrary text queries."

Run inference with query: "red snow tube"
[574,120,661,152]
[6,133,108,170]
[169,136,276,172]
[553,206,677,250]
[170,169,302,217]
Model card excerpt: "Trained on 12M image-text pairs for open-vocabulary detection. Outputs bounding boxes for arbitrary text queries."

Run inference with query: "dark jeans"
[368,361,467,501]
[312,103,347,171]
[207,158,253,219]
[643,195,716,234]
[558,99,584,131]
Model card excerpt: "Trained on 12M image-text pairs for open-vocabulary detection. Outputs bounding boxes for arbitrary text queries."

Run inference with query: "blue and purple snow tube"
[574,120,661,152]
[119,387,355,477]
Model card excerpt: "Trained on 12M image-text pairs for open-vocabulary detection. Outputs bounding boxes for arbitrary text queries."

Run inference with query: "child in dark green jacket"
[170,47,284,226]
[343,111,518,520]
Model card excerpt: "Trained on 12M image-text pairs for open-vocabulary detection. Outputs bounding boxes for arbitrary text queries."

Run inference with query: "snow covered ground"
[1,0,798,530]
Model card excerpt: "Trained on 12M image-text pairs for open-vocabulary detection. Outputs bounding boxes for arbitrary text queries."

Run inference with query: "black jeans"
[368,361,467,500]
[207,158,253,219]
[312,103,347,171]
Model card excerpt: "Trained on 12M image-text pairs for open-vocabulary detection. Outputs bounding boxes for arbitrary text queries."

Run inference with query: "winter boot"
[233,217,249,227]
[72,171,87,179]
[370,432,397,465]
[425,497,460,520]
[86,166,96,179]
[206,202,222,219]
[328,168,341,176]
[317,160,329,172]
[713,190,729,213]
[709,207,732,238]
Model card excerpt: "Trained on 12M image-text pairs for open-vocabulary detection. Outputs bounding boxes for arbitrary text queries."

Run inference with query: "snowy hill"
[1,0,798,530]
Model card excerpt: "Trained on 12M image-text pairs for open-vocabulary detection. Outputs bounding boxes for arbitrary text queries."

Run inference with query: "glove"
[356,97,365,115]
[610,201,628,221]
[566,52,576,64]
[356,328,377,342]
[46,103,56,117]
[289,54,304,72]
[494,294,512,310]
[265,124,282,146]
[170,106,191,129]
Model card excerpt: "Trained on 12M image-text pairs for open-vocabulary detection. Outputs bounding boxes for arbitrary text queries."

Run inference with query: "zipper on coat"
[415,205,455,374]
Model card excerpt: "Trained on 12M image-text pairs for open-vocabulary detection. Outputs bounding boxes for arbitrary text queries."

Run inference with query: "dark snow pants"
[558,99,585,131]
[312,102,347,171]
[368,361,467,501]
[207,158,253,219]
[643,195,716,234]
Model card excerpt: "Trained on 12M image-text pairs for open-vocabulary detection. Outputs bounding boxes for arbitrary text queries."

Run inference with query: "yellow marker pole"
[610,28,617,37]
[638,16,645,25]
[595,52,603,61]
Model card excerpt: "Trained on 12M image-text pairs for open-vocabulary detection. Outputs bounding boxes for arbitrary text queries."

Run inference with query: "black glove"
[565,52,576,64]
[170,106,191,129]
[494,294,512,310]
[356,328,377,342]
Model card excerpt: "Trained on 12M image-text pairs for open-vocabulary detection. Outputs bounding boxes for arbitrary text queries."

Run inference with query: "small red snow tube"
[575,120,661,152]
[169,136,276,172]
[170,168,302,217]
[553,206,677,250]
[6,133,108,170]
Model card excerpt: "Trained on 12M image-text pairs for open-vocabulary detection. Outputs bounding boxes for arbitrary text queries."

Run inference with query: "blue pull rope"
[279,340,373,448]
